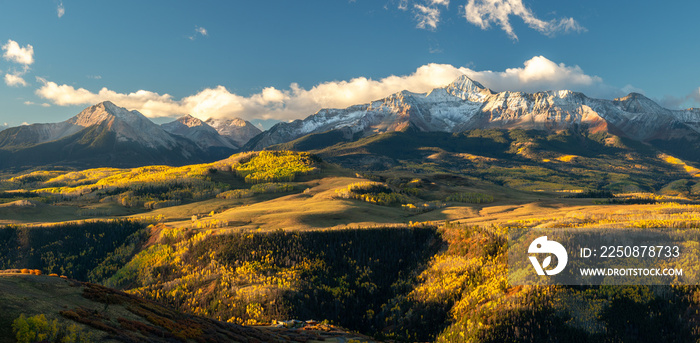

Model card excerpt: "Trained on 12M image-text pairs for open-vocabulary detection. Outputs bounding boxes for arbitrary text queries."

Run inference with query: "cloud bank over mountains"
[34,56,626,122]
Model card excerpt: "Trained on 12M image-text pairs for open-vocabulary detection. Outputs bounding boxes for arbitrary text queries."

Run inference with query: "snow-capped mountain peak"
[206,117,249,129]
[162,114,218,134]
[68,101,116,127]
[161,115,235,150]
[449,74,485,91]
[176,114,207,128]
[67,101,147,128]
[204,117,262,147]
[444,74,490,102]
[0,101,180,150]
[612,92,669,114]
[0,101,219,167]
[246,74,700,150]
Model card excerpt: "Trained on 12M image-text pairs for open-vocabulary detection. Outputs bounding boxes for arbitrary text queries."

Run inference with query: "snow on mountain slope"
[162,115,236,150]
[671,108,700,133]
[0,101,222,168]
[246,75,700,150]
[205,118,261,147]
[0,101,186,150]
[72,101,186,149]
[443,74,491,102]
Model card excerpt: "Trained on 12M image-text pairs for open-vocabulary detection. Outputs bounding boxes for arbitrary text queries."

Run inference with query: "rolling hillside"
[2,148,700,341]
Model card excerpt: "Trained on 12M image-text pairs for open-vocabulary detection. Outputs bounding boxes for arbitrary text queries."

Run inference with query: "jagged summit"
[613,92,668,114]
[0,101,177,150]
[205,117,262,147]
[162,114,215,133]
[174,114,207,128]
[615,92,647,101]
[101,100,124,113]
[68,102,182,149]
[161,115,236,150]
[444,74,490,102]
[245,76,700,150]
[0,102,214,168]
[68,101,147,128]
[206,117,249,128]
[449,74,486,90]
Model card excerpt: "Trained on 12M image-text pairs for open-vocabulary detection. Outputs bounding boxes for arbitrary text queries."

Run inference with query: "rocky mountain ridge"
[161,114,237,150]
[245,75,700,150]
[0,102,217,169]
[205,117,262,147]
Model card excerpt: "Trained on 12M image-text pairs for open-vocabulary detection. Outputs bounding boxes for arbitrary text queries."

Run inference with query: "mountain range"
[245,75,700,150]
[0,102,258,170]
[160,114,261,150]
[2,75,700,171]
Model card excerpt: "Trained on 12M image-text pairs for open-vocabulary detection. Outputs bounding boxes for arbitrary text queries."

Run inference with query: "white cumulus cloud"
[464,0,585,40]
[35,63,468,120]
[462,55,605,94]
[35,56,624,122]
[5,73,28,87]
[2,40,34,66]
[35,77,182,116]
[2,39,35,87]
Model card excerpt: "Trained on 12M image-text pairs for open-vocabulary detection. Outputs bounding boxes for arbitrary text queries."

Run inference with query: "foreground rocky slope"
[0,273,375,343]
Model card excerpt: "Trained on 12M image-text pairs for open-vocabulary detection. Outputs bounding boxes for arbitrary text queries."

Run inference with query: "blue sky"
[1,0,699,129]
